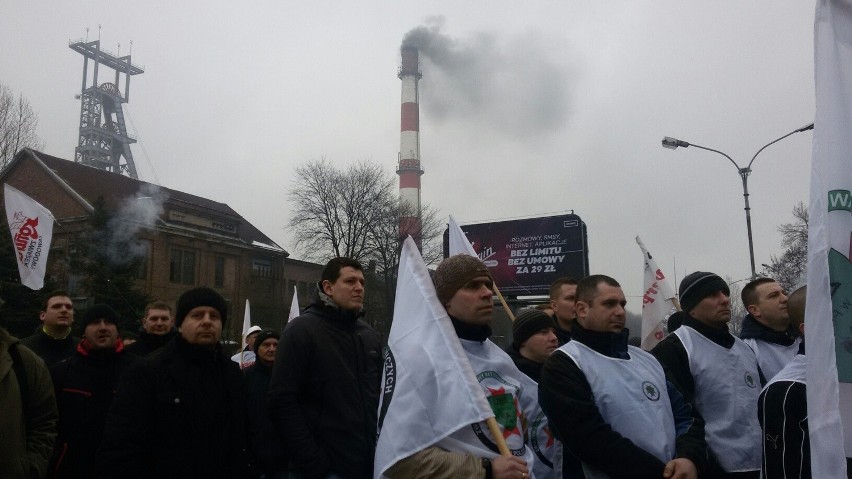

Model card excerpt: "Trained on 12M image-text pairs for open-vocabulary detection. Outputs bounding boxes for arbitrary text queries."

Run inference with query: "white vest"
[436,339,562,479]
[742,337,802,381]
[558,342,675,479]
[763,354,806,389]
[675,326,762,472]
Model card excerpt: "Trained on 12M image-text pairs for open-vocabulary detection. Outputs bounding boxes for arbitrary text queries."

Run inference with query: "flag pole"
[492,284,515,322]
[486,417,512,456]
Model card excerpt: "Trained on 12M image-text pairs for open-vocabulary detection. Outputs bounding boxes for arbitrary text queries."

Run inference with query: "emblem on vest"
[744,371,756,388]
[641,381,661,401]
[474,370,527,457]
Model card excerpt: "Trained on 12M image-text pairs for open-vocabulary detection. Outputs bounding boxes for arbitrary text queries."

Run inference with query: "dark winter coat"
[245,360,288,477]
[506,347,545,383]
[96,336,249,479]
[49,339,137,478]
[22,329,79,368]
[268,289,382,479]
[123,329,177,357]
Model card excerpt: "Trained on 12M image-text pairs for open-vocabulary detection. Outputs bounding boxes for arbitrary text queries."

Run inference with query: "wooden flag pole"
[486,417,512,456]
[492,284,516,322]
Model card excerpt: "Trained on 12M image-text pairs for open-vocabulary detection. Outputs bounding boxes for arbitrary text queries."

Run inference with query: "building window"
[169,248,196,285]
[214,256,225,288]
[252,258,273,279]
[136,241,151,280]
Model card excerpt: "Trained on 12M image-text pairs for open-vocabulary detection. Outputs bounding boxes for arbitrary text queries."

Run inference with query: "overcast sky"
[1,1,816,305]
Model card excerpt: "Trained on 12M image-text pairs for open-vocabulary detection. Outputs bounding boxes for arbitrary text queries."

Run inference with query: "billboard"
[443,213,589,296]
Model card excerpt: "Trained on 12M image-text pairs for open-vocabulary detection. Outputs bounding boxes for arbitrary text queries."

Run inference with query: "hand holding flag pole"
[448,215,516,322]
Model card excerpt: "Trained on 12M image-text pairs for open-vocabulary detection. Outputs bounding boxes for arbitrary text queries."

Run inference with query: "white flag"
[374,236,494,478]
[636,236,678,351]
[448,214,478,257]
[4,184,55,290]
[288,285,300,322]
[807,2,852,476]
[240,299,252,367]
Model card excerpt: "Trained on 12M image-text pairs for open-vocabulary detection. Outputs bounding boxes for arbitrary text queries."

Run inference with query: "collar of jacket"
[312,284,364,322]
[681,316,735,349]
[450,316,492,342]
[570,322,630,359]
[76,337,125,357]
[174,335,222,368]
[739,314,798,346]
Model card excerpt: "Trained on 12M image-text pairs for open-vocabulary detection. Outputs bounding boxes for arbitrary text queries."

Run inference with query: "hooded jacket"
[0,327,58,479]
[268,286,382,479]
[739,314,801,381]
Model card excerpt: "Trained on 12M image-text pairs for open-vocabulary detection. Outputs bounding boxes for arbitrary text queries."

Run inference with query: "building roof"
[15,149,287,256]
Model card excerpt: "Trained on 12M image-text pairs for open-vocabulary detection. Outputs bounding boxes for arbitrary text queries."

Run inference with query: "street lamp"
[661,123,814,279]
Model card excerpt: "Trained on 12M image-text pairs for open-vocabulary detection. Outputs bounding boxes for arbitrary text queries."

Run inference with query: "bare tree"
[760,202,808,292]
[287,158,444,336]
[0,83,44,169]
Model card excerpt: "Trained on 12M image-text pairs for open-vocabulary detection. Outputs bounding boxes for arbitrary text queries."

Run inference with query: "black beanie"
[82,304,120,326]
[679,272,730,314]
[253,329,280,354]
[512,309,556,350]
[175,287,228,327]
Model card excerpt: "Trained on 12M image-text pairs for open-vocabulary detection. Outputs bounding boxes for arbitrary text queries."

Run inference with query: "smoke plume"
[104,183,164,265]
[401,17,575,139]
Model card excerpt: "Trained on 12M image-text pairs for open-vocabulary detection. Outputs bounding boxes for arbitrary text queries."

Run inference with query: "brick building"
[1,149,321,341]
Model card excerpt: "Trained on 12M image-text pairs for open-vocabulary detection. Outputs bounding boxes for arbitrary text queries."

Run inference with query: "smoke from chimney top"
[401,17,576,139]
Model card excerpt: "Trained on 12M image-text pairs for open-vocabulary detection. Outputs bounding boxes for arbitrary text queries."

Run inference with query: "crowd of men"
[0,252,824,479]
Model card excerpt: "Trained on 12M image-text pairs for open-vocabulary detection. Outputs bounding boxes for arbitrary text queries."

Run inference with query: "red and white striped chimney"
[398,46,424,249]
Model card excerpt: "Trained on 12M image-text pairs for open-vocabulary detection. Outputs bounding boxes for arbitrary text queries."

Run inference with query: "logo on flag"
[4,184,55,290]
[10,211,42,266]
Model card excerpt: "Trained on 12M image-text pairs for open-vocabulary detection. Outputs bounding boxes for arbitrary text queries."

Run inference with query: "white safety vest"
[762,354,806,389]
[675,326,762,472]
[558,341,675,479]
[742,337,802,381]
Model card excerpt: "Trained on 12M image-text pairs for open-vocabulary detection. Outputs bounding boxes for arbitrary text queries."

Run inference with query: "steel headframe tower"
[397,46,425,249]
[69,38,144,179]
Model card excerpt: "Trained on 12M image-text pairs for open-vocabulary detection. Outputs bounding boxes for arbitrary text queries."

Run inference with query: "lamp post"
[661,123,814,279]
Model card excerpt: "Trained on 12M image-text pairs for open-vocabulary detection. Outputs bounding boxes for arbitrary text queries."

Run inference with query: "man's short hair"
[144,301,172,318]
[41,290,71,311]
[321,257,363,284]
[549,277,578,300]
[787,285,807,328]
[576,275,620,305]
[741,277,777,307]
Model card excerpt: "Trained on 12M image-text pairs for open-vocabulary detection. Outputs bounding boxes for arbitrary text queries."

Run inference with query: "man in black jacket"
[268,257,382,479]
[652,272,762,479]
[50,304,137,478]
[22,291,78,367]
[739,278,800,381]
[540,275,705,479]
[124,300,177,357]
[96,287,249,479]
[507,308,558,382]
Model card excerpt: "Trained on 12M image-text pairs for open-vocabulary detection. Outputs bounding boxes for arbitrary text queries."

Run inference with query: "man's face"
[179,306,223,346]
[689,290,731,328]
[141,308,174,335]
[83,319,118,350]
[520,327,558,363]
[256,337,278,365]
[445,275,494,326]
[576,283,627,333]
[322,266,365,311]
[40,295,74,328]
[751,282,790,331]
[551,284,577,325]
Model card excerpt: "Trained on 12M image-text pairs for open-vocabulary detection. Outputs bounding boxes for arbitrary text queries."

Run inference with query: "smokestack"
[398,46,424,249]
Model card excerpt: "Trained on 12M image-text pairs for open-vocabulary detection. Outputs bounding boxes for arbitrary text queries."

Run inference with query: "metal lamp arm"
[687,143,741,170]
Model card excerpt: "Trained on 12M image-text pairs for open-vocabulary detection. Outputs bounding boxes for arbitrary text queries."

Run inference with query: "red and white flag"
[4,184,54,290]
[288,285,300,322]
[636,236,678,351]
[807,2,852,476]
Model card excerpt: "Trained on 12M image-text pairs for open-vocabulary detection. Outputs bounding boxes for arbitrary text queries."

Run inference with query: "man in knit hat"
[50,304,137,478]
[507,308,557,382]
[652,272,762,479]
[97,287,249,479]
[385,254,561,479]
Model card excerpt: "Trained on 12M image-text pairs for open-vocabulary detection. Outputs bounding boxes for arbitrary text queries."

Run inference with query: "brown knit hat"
[433,254,493,305]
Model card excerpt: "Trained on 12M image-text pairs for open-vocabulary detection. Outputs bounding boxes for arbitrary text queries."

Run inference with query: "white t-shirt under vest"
[743,337,802,381]
[435,338,562,479]
[557,341,675,479]
[674,326,762,472]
